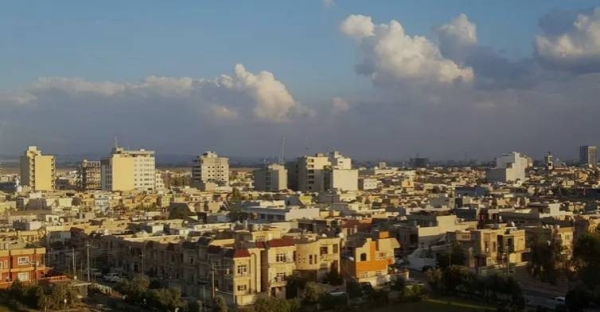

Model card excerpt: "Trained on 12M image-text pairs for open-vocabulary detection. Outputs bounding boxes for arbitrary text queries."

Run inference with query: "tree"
[254,297,297,312]
[168,205,194,220]
[346,279,362,299]
[442,265,471,295]
[115,275,150,305]
[426,268,443,293]
[391,277,406,292]
[212,295,228,312]
[436,242,467,269]
[528,233,565,284]
[323,265,344,286]
[302,282,324,305]
[285,275,308,299]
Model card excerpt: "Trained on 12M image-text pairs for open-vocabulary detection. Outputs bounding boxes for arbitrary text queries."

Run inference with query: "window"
[378,252,386,259]
[333,244,338,254]
[237,265,248,275]
[276,253,286,262]
[309,255,313,265]
[320,247,328,255]
[17,272,29,281]
[17,257,29,266]
[275,272,285,282]
[360,253,367,261]
[237,285,247,292]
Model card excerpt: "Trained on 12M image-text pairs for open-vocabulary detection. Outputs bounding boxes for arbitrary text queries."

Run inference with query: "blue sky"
[0,0,597,98]
[3,1,600,160]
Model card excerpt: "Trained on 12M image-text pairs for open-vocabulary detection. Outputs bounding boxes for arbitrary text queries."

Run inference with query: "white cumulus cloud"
[340,14,474,87]
[536,8,600,69]
[435,14,477,63]
[4,64,303,123]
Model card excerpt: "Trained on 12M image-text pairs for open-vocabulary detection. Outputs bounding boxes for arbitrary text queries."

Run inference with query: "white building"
[101,147,156,191]
[487,152,528,183]
[155,172,165,191]
[253,163,288,192]
[242,205,321,222]
[359,178,378,190]
[192,151,229,187]
[296,151,356,192]
[325,168,358,192]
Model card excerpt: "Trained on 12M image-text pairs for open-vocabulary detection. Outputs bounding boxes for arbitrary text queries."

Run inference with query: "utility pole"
[72,247,76,279]
[211,262,216,300]
[86,241,90,281]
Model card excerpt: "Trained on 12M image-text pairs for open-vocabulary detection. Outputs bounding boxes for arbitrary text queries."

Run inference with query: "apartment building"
[296,151,357,192]
[341,231,400,286]
[0,246,47,286]
[285,233,341,281]
[192,152,230,188]
[487,152,529,183]
[76,160,101,191]
[251,239,296,299]
[446,226,527,269]
[393,214,476,253]
[20,146,55,192]
[253,164,288,192]
[101,147,156,191]
[242,205,321,222]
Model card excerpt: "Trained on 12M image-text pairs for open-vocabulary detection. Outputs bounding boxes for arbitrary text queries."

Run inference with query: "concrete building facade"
[192,152,230,188]
[101,147,156,192]
[76,160,101,191]
[487,152,528,183]
[20,146,55,192]
[253,164,288,192]
[580,145,598,167]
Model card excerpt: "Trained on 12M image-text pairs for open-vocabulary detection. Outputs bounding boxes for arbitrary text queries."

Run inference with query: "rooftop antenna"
[278,137,285,165]
[114,137,119,149]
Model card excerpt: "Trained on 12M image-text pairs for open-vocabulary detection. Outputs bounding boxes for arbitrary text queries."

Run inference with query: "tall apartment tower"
[76,160,101,191]
[297,151,357,192]
[580,145,598,168]
[254,163,288,192]
[20,146,55,192]
[192,151,229,187]
[101,147,156,191]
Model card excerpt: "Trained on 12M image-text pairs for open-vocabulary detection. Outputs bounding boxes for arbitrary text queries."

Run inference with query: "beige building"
[76,160,101,191]
[447,226,527,269]
[285,233,341,281]
[253,164,287,192]
[20,146,55,192]
[192,152,229,188]
[255,238,296,299]
[101,147,156,192]
[297,151,354,192]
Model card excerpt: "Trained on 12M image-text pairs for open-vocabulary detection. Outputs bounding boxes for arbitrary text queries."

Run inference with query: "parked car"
[104,272,121,283]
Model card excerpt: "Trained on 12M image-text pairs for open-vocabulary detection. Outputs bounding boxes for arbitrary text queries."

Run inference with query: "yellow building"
[101,151,135,192]
[255,238,296,299]
[285,233,341,281]
[20,146,55,192]
[447,226,527,269]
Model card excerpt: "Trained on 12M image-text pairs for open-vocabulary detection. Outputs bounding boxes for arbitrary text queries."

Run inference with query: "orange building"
[0,247,47,287]
[341,231,399,286]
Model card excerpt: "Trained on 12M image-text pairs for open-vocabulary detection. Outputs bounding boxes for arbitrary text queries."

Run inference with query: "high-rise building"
[254,163,288,192]
[101,147,156,192]
[192,152,229,188]
[19,146,55,192]
[544,152,554,171]
[296,151,357,192]
[580,145,598,168]
[486,152,528,183]
[76,160,101,191]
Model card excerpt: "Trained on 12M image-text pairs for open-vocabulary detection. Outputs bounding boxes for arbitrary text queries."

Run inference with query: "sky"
[2,0,600,161]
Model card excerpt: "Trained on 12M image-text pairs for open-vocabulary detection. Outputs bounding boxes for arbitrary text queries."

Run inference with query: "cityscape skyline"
[3,2,600,160]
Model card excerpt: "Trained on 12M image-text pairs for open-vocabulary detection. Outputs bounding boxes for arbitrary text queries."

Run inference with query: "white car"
[104,273,121,283]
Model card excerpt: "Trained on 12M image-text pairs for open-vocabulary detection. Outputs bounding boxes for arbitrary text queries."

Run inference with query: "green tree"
[528,233,565,284]
[346,279,362,299]
[436,242,467,269]
[168,205,194,220]
[323,265,344,286]
[391,277,406,292]
[285,275,308,299]
[212,295,228,312]
[302,282,324,305]
[115,275,150,305]
[426,268,443,293]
